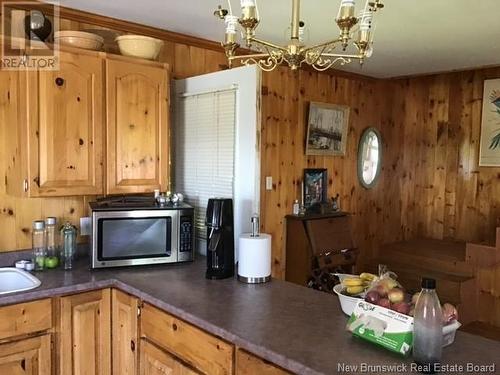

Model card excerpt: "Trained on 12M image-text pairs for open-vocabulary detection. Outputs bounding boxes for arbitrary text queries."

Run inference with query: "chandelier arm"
[309,57,352,72]
[228,52,279,62]
[248,37,288,52]
[320,53,364,59]
[301,38,343,54]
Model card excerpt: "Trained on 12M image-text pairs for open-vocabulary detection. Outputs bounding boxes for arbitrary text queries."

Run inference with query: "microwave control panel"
[179,215,193,253]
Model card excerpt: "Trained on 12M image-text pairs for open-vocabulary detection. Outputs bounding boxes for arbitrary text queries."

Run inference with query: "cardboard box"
[347,300,414,355]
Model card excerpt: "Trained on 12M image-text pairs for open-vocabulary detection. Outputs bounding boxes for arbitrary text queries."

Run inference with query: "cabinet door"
[236,349,292,375]
[112,289,139,375]
[27,51,104,196]
[106,59,169,194]
[59,289,111,375]
[139,339,199,375]
[0,334,51,375]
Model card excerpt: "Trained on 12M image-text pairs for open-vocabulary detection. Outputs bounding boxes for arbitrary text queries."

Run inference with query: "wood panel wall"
[391,68,500,247]
[260,69,399,278]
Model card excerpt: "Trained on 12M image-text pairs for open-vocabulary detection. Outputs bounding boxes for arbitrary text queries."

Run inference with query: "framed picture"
[306,102,350,156]
[480,78,500,166]
[303,168,327,208]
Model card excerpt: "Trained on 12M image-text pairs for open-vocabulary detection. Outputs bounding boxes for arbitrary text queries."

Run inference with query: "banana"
[360,272,377,282]
[342,277,363,287]
[346,285,365,295]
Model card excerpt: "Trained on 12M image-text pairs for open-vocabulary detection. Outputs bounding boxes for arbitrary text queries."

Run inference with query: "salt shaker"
[60,222,77,270]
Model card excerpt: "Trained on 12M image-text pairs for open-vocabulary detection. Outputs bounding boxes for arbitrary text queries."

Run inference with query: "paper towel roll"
[238,233,272,282]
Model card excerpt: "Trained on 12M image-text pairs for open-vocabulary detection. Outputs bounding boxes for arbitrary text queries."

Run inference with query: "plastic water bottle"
[413,278,443,374]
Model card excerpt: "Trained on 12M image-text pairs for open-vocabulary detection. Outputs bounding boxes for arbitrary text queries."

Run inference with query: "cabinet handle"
[20,359,26,370]
[23,179,28,192]
[55,77,64,86]
[130,340,135,352]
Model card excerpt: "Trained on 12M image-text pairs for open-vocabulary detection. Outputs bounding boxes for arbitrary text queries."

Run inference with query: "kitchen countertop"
[0,255,499,375]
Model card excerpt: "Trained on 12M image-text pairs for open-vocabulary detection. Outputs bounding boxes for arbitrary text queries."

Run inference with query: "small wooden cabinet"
[106,59,169,194]
[112,289,139,375]
[236,349,291,375]
[0,299,53,375]
[0,334,52,375]
[139,339,199,375]
[58,289,111,375]
[140,303,233,375]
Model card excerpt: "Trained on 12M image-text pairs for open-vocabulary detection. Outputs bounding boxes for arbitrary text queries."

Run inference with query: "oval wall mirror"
[357,127,382,189]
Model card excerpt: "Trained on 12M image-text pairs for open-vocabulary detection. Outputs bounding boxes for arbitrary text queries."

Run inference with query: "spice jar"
[32,220,46,271]
[60,222,77,270]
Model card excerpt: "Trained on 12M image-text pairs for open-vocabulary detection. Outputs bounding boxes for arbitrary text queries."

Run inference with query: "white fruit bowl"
[333,283,364,316]
[115,35,163,60]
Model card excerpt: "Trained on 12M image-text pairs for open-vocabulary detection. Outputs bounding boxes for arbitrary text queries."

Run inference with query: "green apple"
[35,256,45,269]
[44,256,59,269]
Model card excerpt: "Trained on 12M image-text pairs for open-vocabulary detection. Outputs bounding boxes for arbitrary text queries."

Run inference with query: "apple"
[375,284,389,297]
[35,256,45,269]
[365,291,380,305]
[392,302,411,315]
[44,256,59,269]
[388,288,405,303]
[377,298,391,309]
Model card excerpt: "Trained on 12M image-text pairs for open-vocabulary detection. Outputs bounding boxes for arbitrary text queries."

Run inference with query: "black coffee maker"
[205,198,234,279]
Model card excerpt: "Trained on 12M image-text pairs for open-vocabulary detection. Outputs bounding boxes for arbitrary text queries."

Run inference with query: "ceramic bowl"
[115,35,163,60]
[54,31,104,51]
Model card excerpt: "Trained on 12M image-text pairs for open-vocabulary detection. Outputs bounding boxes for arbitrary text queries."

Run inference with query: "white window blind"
[174,89,236,252]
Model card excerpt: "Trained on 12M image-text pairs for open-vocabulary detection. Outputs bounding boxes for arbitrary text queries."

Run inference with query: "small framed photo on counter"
[303,168,327,208]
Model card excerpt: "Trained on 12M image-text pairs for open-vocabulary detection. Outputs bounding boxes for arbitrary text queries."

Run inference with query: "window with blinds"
[174,89,236,252]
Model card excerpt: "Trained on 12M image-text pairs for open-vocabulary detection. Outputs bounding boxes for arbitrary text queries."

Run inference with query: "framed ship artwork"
[306,102,350,156]
[479,78,500,166]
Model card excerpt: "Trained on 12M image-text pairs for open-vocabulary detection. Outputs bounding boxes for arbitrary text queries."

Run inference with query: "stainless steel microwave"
[89,196,194,269]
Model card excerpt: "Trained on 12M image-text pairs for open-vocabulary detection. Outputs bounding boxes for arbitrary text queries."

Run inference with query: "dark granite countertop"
[0,254,499,375]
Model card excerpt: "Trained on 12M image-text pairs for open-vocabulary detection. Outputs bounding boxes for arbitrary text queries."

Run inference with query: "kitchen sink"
[0,268,41,295]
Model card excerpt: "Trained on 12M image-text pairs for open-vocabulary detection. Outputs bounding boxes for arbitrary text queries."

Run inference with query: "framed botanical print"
[303,168,327,208]
[306,102,350,156]
[480,78,500,166]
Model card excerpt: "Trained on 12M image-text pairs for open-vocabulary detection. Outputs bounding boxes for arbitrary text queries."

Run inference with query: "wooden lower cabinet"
[0,334,52,375]
[0,288,292,375]
[112,289,139,375]
[58,289,111,375]
[140,303,233,375]
[236,349,292,375]
[139,339,199,375]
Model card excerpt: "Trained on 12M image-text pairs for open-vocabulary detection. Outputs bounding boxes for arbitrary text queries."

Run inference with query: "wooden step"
[377,238,473,277]
[461,321,500,342]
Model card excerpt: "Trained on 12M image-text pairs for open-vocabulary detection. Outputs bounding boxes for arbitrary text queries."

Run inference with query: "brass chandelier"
[214,0,384,72]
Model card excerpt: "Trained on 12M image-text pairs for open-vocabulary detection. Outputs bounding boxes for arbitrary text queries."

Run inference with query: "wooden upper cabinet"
[27,51,104,196]
[106,59,169,194]
[58,289,111,375]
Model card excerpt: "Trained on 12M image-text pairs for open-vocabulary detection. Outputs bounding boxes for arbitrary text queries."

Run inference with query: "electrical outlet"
[80,217,91,236]
[266,176,273,191]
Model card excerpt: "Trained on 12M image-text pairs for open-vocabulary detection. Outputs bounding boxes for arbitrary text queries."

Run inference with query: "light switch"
[266,176,273,191]
[80,217,91,236]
